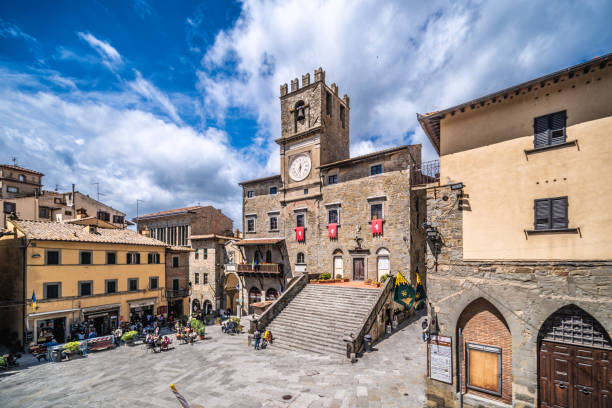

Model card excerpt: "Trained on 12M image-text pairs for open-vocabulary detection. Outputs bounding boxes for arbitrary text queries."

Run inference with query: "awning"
[128,298,156,308]
[235,238,284,246]
[28,308,80,318]
[82,303,120,314]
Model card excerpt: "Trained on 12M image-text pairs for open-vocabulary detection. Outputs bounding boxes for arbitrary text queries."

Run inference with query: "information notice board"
[428,335,452,384]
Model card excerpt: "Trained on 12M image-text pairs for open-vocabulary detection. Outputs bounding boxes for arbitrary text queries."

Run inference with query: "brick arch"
[457,297,513,404]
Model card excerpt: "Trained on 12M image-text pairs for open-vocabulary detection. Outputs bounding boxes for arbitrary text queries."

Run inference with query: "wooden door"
[539,341,610,408]
[353,258,364,281]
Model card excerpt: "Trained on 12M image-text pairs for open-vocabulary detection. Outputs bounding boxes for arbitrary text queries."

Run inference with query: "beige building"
[236,68,425,313]
[417,54,612,407]
[0,219,167,347]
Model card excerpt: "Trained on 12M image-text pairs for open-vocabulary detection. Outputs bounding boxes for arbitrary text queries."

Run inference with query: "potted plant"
[197,328,205,340]
[215,317,222,325]
[343,277,349,282]
[380,274,389,283]
[121,330,138,345]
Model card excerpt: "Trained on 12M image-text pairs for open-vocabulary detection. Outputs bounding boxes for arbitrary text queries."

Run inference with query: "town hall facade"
[232,68,426,310]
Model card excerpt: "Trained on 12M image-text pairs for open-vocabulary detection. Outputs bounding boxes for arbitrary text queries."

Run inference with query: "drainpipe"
[458,327,463,408]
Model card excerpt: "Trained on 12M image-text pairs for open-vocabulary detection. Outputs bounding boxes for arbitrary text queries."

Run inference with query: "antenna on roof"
[92,182,106,201]
[11,156,17,166]
[55,184,60,192]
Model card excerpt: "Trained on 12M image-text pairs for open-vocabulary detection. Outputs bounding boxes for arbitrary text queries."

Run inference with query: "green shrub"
[380,274,389,282]
[63,341,80,352]
[0,356,7,367]
[319,272,331,280]
[335,274,342,280]
[121,330,138,342]
[190,318,205,332]
[197,328,205,336]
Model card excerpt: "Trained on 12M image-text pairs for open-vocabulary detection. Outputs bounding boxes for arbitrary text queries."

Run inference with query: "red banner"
[328,223,337,239]
[371,219,383,236]
[296,226,305,242]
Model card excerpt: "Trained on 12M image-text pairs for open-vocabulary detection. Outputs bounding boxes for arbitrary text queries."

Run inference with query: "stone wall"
[189,238,224,314]
[424,184,612,408]
[0,238,24,348]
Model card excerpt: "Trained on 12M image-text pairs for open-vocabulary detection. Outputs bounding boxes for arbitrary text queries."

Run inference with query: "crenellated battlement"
[280,67,328,97]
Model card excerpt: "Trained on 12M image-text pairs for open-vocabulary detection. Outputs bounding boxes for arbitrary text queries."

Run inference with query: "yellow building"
[0,219,167,345]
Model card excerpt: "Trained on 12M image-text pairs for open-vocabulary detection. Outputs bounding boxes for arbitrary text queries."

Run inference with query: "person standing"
[253,329,261,350]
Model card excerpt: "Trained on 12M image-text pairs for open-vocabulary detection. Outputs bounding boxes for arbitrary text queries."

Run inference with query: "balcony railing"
[166,288,189,298]
[236,263,281,274]
[411,160,440,185]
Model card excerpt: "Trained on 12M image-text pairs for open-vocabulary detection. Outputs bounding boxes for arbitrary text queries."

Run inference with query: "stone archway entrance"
[224,273,240,315]
[538,305,611,407]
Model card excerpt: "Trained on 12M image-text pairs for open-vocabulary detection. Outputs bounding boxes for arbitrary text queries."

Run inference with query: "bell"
[296,107,305,121]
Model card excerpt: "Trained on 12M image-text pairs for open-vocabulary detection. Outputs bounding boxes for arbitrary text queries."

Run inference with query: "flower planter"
[343,278,349,282]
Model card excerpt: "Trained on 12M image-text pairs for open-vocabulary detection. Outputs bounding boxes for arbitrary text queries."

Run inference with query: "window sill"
[367,220,386,225]
[245,231,257,234]
[524,227,580,236]
[524,140,577,155]
[268,230,279,233]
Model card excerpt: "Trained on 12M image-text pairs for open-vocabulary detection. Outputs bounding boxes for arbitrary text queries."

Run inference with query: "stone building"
[1,164,128,229]
[188,233,235,316]
[417,54,612,407]
[135,205,234,317]
[236,68,425,313]
[165,246,192,318]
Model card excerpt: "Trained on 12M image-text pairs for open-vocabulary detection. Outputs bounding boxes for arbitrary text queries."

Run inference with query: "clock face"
[289,154,311,181]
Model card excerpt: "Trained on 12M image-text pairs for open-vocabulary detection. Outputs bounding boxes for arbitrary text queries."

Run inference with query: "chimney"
[331,83,338,95]
[314,67,325,83]
[302,73,310,87]
[280,83,288,96]
[290,78,299,92]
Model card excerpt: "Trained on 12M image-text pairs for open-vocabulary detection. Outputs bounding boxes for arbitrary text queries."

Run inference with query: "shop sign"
[429,335,452,384]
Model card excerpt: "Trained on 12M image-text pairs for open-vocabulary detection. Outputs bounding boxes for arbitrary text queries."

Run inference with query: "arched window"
[333,250,344,279]
[297,252,305,264]
[266,250,272,263]
[376,248,390,281]
[203,300,213,315]
[248,287,262,304]
[295,100,305,121]
[191,299,201,313]
[265,288,279,301]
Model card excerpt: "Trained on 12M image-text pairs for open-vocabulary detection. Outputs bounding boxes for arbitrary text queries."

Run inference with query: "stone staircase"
[265,284,381,355]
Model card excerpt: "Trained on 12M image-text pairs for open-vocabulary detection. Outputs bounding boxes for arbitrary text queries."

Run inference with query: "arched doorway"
[457,298,512,404]
[538,305,611,407]
[203,300,213,315]
[265,288,279,301]
[191,299,201,314]
[224,273,240,315]
[249,287,262,304]
[376,247,390,281]
[333,249,343,279]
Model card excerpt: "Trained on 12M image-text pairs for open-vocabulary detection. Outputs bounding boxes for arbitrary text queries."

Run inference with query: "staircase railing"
[345,275,396,357]
[250,273,308,332]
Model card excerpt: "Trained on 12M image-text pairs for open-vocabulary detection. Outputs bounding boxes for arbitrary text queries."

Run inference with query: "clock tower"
[276,68,350,203]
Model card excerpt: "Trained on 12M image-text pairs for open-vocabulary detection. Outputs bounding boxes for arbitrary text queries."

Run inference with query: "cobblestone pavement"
[0,314,427,408]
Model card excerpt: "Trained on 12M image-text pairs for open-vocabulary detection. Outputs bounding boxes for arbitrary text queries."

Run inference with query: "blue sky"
[1,0,611,225]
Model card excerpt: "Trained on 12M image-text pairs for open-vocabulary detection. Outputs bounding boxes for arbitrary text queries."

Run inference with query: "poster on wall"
[429,335,452,384]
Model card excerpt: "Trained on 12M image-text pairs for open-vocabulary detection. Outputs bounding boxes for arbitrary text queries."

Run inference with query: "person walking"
[253,329,261,350]
[114,327,123,347]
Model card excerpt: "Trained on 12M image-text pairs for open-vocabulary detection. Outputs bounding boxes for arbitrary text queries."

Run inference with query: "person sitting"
[88,329,97,339]
[264,330,274,344]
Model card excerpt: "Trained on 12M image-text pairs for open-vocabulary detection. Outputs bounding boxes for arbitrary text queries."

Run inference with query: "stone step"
[281,302,374,315]
[270,333,347,355]
[302,285,380,293]
[272,310,365,326]
[268,321,355,338]
[291,295,378,306]
[267,316,361,336]
[299,290,380,299]
[271,338,345,356]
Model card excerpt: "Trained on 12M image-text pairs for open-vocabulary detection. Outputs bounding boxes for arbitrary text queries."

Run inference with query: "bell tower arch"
[276,68,350,203]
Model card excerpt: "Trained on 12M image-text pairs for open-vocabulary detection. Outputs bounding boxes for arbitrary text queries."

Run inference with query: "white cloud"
[0,19,37,42]
[128,70,183,124]
[196,0,612,165]
[77,32,123,70]
[0,73,262,225]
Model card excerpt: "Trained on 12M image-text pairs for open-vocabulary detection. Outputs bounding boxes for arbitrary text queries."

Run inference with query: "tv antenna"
[11,157,17,166]
[92,182,106,201]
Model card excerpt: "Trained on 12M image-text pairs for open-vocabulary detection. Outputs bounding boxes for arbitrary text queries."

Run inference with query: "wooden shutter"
[551,197,568,229]
[535,199,551,230]
[550,111,566,145]
[534,115,550,148]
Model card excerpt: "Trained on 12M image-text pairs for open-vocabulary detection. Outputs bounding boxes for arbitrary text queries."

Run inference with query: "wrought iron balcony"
[411,160,440,186]
[166,288,189,298]
[236,263,281,274]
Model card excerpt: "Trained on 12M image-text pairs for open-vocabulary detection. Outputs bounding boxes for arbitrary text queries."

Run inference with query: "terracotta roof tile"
[0,164,44,176]
[12,220,167,246]
[137,205,208,219]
